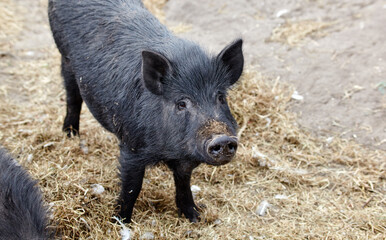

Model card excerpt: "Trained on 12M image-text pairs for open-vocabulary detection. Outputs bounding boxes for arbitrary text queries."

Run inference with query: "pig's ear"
[218,39,244,85]
[142,51,171,95]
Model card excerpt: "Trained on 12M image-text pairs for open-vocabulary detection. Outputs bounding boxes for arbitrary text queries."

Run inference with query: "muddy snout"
[206,135,238,164]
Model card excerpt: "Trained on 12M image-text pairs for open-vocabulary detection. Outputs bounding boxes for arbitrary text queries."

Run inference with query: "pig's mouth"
[203,134,238,166]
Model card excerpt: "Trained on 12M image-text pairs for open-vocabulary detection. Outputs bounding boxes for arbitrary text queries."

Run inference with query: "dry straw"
[0,0,385,239]
[269,20,332,46]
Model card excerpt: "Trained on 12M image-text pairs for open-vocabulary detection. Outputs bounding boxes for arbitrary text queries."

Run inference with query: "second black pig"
[0,148,51,239]
[48,0,244,223]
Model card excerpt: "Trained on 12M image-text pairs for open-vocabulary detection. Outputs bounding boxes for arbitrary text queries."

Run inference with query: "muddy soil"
[165,0,386,150]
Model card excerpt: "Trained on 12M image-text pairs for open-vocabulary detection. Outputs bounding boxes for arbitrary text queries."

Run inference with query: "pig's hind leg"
[61,56,83,137]
[167,161,200,223]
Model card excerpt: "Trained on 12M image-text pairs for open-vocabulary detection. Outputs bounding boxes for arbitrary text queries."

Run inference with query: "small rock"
[292,168,308,175]
[140,232,154,240]
[256,200,270,216]
[252,147,266,159]
[274,194,288,200]
[190,185,201,193]
[264,117,271,127]
[276,9,289,18]
[18,129,33,134]
[213,219,222,225]
[258,159,270,167]
[252,147,275,168]
[359,21,365,30]
[27,154,33,163]
[25,51,35,57]
[326,137,334,144]
[43,142,55,148]
[291,91,304,101]
[91,184,105,195]
[80,140,89,154]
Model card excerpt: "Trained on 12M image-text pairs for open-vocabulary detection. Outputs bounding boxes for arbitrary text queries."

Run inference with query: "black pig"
[0,148,51,239]
[48,0,244,223]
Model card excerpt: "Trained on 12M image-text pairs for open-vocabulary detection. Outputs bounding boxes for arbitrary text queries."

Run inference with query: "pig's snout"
[206,135,238,164]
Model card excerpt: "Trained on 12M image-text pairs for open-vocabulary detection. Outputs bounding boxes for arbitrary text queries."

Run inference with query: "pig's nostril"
[227,142,237,154]
[209,144,223,155]
[211,145,221,152]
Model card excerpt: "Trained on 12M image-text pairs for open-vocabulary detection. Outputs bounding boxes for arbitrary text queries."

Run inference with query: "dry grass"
[143,0,168,23]
[0,0,385,239]
[169,23,193,34]
[269,20,332,46]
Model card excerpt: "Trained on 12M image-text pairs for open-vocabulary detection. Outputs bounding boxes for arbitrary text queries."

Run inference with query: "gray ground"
[1,0,385,150]
[165,0,386,150]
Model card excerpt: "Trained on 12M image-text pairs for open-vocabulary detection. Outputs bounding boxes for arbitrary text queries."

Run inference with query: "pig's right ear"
[218,39,244,86]
[141,51,172,95]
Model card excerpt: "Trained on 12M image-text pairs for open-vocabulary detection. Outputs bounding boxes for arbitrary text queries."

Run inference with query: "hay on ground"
[0,0,384,239]
[269,20,333,46]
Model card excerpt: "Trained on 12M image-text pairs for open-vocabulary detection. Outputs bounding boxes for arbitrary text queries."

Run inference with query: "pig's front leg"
[118,149,146,223]
[166,160,200,222]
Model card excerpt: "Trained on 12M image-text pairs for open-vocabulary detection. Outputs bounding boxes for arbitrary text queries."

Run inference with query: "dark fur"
[0,148,51,240]
[48,0,244,223]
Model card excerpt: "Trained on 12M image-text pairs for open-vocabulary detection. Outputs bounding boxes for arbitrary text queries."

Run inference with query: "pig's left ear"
[142,50,172,95]
[218,39,244,85]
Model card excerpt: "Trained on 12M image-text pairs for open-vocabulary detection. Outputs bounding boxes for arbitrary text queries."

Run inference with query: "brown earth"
[165,0,386,150]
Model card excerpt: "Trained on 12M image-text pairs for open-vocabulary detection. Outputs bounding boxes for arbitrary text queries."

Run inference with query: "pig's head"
[141,39,243,166]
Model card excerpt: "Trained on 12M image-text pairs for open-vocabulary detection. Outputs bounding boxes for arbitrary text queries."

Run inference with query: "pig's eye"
[176,100,187,111]
[218,94,226,104]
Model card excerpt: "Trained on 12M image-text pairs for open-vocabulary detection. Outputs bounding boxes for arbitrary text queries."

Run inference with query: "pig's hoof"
[117,206,132,224]
[63,125,78,138]
[179,206,200,223]
[117,212,132,224]
[120,216,132,224]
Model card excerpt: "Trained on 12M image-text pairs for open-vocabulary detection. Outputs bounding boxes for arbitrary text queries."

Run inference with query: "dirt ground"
[165,0,386,150]
[0,0,385,239]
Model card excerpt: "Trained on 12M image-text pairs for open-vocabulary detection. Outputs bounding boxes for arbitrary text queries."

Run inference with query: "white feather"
[112,216,131,240]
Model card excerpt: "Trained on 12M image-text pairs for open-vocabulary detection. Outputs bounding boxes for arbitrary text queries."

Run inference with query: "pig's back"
[49,0,172,78]
[48,0,177,134]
